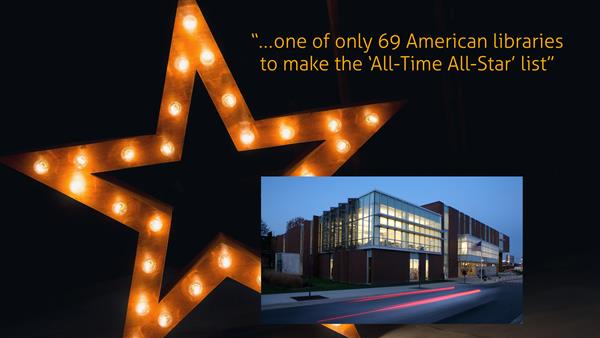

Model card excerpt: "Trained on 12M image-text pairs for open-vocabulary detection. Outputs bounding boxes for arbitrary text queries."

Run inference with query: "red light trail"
[349,286,456,303]
[318,289,481,323]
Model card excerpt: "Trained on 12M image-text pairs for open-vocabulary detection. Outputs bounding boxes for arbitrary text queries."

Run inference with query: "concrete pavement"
[261,281,457,310]
[262,274,523,310]
[451,273,523,285]
[262,282,522,324]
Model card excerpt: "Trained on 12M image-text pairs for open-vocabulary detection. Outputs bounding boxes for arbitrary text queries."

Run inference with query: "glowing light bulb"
[218,253,232,269]
[257,275,261,286]
[365,112,380,125]
[112,201,127,216]
[135,301,150,316]
[188,281,202,297]
[158,312,172,328]
[74,154,88,169]
[160,142,175,156]
[200,50,215,66]
[121,147,135,162]
[149,216,163,232]
[142,258,156,274]
[335,139,350,154]
[182,15,197,31]
[69,175,86,195]
[175,56,189,72]
[221,93,237,108]
[168,101,182,116]
[240,129,255,145]
[331,324,342,327]
[300,169,314,176]
[279,125,295,140]
[328,118,342,133]
[33,159,49,175]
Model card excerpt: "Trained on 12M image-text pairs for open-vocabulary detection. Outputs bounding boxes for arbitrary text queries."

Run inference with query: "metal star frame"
[1,0,402,337]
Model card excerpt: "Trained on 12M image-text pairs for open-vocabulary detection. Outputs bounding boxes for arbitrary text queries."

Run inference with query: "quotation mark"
[251,33,272,49]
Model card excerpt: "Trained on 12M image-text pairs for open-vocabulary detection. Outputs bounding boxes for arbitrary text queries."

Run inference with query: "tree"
[286,217,306,231]
[261,220,271,236]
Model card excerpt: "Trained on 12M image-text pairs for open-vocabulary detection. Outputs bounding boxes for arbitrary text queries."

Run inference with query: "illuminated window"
[387,228,395,242]
[410,253,419,281]
[380,204,387,215]
[380,227,387,245]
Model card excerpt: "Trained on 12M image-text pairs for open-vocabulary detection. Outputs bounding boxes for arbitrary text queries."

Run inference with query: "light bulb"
[175,56,189,72]
[331,324,342,327]
[257,275,261,286]
[335,139,350,154]
[168,101,182,116]
[221,93,237,108]
[218,253,232,269]
[33,159,49,175]
[142,258,156,274]
[135,301,150,316]
[158,312,172,328]
[328,118,342,133]
[74,154,88,169]
[149,216,163,232]
[69,175,86,194]
[121,147,135,162]
[112,201,127,216]
[279,125,295,140]
[240,129,255,145]
[188,281,202,297]
[200,50,215,66]
[365,112,380,125]
[300,169,314,177]
[182,15,197,31]
[160,142,175,156]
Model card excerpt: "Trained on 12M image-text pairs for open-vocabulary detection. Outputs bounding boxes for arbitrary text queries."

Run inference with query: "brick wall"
[372,249,410,284]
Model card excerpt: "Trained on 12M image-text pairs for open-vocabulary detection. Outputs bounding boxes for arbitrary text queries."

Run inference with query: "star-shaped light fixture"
[1,0,402,337]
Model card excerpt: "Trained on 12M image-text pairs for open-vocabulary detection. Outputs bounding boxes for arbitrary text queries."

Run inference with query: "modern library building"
[269,190,510,284]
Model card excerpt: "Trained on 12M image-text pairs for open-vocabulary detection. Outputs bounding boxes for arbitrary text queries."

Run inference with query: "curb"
[511,313,523,324]
[261,282,459,310]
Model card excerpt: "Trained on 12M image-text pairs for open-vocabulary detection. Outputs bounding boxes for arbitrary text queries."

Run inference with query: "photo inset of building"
[265,190,510,284]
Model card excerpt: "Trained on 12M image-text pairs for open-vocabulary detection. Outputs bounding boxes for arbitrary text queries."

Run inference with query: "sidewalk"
[450,273,523,285]
[261,281,457,310]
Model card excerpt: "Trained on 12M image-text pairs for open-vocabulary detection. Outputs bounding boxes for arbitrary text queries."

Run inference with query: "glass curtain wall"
[457,234,500,263]
[319,191,444,255]
[373,192,442,253]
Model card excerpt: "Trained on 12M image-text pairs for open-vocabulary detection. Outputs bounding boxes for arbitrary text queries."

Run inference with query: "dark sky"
[262,176,522,261]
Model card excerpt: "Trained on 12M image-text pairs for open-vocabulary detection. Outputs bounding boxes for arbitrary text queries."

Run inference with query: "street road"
[262,279,522,324]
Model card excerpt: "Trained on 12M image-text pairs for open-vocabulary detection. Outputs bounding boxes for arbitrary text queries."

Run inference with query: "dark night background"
[0,0,596,337]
